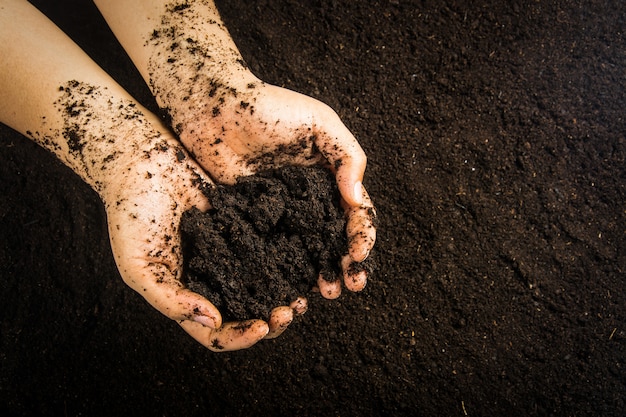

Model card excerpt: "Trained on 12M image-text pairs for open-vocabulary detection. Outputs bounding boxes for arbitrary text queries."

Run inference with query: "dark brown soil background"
[1,0,624,416]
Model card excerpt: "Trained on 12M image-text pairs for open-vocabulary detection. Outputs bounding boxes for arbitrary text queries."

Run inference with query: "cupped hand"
[100,130,304,350]
[177,81,377,298]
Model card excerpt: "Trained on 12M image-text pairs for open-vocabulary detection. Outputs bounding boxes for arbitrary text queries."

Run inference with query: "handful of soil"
[181,166,363,321]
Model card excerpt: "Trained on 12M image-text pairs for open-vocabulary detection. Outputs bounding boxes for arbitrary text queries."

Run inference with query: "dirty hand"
[101,128,302,348]
[176,81,377,299]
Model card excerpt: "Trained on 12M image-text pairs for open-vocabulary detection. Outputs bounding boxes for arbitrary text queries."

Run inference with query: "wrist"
[153,60,260,138]
[142,1,260,135]
[49,80,170,197]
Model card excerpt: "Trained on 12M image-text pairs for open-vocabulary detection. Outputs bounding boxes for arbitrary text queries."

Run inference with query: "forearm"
[0,0,167,196]
[93,0,258,135]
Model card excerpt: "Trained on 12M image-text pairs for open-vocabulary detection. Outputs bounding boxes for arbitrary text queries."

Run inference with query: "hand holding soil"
[181,165,376,325]
[1,0,376,352]
[95,0,378,299]
[177,83,378,301]
[0,0,308,351]
[101,131,276,352]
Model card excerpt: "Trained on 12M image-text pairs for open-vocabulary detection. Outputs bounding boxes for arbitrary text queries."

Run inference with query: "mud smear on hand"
[181,166,374,321]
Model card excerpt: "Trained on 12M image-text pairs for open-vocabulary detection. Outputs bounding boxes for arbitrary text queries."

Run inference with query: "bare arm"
[93,0,257,151]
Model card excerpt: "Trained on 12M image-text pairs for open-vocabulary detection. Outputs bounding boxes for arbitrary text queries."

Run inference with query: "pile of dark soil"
[181,166,362,321]
[1,0,625,416]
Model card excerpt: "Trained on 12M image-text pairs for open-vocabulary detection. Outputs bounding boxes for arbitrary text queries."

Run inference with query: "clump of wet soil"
[181,165,368,321]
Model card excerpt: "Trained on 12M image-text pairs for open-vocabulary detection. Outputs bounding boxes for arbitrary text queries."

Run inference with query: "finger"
[110,226,220,328]
[317,274,342,300]
[344,186,377,262]
[179,319,269,352]
[109,222,223,329]
[289,296,308,315]
[341,254,368,292]
[265,306,294,339]
[335,157,366,207]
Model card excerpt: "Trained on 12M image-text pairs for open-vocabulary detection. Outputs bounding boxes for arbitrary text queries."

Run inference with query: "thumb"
[313,118,367,207]
[112,248,223,329]
[106,190,222,329]
[336,158,365,207]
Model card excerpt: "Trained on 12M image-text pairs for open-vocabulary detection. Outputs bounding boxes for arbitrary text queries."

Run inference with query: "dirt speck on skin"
[181,165,374,321]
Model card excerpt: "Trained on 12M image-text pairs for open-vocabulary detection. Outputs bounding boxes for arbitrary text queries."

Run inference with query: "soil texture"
[1,1,625,416]
[181,166,360,321]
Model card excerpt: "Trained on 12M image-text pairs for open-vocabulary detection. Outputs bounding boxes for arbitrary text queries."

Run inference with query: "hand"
[101,130,304,350]
[177,81,377,299]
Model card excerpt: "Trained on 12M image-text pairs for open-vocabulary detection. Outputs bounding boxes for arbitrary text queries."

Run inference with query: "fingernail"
[193,314,217,328]
[353,181,363,205]
[290,297,308,315]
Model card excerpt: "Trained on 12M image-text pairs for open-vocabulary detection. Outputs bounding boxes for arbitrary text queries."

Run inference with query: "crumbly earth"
[1,0,625,416]
[181,166,365,321]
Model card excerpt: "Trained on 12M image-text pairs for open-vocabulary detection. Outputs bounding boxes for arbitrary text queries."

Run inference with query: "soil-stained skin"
[144,1,332,182]
[27,80,167,195]
[145,1,251,136]
[27,80,213,306]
